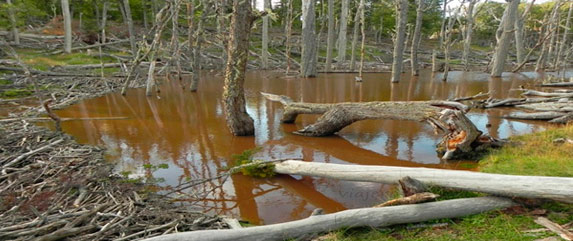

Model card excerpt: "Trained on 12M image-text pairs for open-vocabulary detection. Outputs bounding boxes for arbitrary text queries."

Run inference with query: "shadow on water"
[46,69,557,225]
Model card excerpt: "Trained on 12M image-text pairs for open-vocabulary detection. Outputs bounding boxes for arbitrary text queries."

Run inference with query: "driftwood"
[143,197,514,241]
[520,89,573,98]
[262,92,486,160]
[549,113,573,124]
[272,160,573,203]
[516,103,573,112]
[540,82,573,87]
[399,176,428,196]
[504,111,567,120]
[373,192,439,207]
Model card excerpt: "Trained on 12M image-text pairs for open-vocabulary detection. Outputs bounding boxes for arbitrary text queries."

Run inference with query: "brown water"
[47,69,556,225]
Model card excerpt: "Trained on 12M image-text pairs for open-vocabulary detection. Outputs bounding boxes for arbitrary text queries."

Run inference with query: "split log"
[504,111,566,120]
[142,197,514,241]
[272,160,573,203]
[262,92,483,160]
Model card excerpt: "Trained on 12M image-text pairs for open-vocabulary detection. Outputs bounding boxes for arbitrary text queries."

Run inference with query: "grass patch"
[480,125,573,177]
[0,89,33,98]
[14,49,115,71]
[0,79,13,85]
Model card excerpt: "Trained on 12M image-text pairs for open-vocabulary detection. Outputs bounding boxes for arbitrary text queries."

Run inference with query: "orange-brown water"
[46,69,554,225]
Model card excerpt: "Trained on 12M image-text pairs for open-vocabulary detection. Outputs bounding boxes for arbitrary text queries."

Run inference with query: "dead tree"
[391,0,408,83]
[301,0,317,77]
[349,0,363,71]
[262,93,488,160]
[325,0,335,72]
[514,0,536,65]
[261,0,270,69]
[223,0,255,136]
[285,0,294,73]
[556,2,573,70]
[442,6,460,81]
[120,0,137,55]
[491,0,519,77]
[462,0,478,71]
[61,0,72,53]
[6,0,19,45]
[410,0,426,76]
[337,0,349,62]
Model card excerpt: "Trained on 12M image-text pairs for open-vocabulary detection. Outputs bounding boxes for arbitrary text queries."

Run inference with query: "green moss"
[0,89,33,98]
[0,79,12,85]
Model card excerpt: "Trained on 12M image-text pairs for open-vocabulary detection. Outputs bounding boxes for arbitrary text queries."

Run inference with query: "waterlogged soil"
[41,69,555,225]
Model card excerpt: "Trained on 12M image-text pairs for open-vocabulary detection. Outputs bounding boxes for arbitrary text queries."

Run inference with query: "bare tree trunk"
[391,0,408,83]
[261,0,270,69]
[438,0,449,49]
[337,0,349,61]
[358,0,365,79]
[223,0,255,136]
[301,0,317,77]
[546,1,562,67]
[145,58,157,96]
[536,13,552,72]
[285,0,293,73]
[101,1,109,43]
[491,0,519,77]
[6,0,19,45]
[121,0,137,55]
[514,0,535,65]
[325,0,335,72]
[170,0,183,82]
[349,0,363,71]
[462,0,477,71]
[432,50,438,72]
[410,0,424,76]
[191,0,205,92]
[61,0,72,54]
[556,2,573,70]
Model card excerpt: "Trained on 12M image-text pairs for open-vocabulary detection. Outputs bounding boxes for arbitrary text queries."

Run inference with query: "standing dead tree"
[514,0,536,65]
[337,0,349,62]
[391,0,408,83]
[462,0,478,71]
[120,0,137,55]
[491,0,519,77]
[410,0,428,76]
[61,0,72,53]
[300,0,317,77]
[441,4,461,81]
[6,0,19,45]
[285,0,294,73]
[262,92,493,160]
[556,2,573,72]
[222,0,256,136]
[325,0,335,72]
[349,0,364,71]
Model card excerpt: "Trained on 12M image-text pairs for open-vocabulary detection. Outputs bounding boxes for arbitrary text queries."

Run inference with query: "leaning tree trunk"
[391,0,408,83]
[6,0,19,45]
[462,0,476,71]
[223,0,255,136]
[121,0,137,56]
[556,2,573,70]
[337,0,349,62]
[325,0,335,72]
[142,197,514,241]
[301,0,317,77]
[261,0,270,69]
[410,0,424,76]
[262,92,486,160]
[491,0,519,77]
[61,0,72,54]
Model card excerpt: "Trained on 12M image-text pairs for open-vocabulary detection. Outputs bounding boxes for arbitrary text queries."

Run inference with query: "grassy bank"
[326,125,573,240]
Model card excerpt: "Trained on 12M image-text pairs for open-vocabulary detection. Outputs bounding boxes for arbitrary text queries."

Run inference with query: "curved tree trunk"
[325,0,335,72]
[391,0,408,83]
[61,0,72,54]
[262,92,482,160]
[223,0,255,136]
[301,0,317,77]
[337,0,349,62]
[491,0,519,77]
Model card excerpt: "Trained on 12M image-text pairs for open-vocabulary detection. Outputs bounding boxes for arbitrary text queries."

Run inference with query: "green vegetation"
[15,49,115,71]
[0,88,33,98]
[228,148,276,178]
[325,125,573,240]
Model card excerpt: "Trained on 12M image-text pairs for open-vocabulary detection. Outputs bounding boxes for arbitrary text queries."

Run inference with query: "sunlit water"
[44,69,562,225]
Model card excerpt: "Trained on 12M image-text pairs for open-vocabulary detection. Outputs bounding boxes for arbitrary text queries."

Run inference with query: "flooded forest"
[0,0,572,240]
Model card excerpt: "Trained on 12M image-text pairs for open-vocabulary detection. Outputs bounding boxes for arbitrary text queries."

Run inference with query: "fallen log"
[0,117,129,123]
[504,111,566,120]
[272,160,573,203]
[142,197,514,241]
[516,103,573,112]
[262,92,484,160]
[521,90,573,98]
[549,113,573,124]
[540,82,573,87]
[534,217,573,241]
[50,39,131,54]
[0,31,63,39]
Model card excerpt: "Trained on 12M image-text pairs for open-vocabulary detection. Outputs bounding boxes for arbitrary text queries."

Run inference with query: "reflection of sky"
[51,69,563,225]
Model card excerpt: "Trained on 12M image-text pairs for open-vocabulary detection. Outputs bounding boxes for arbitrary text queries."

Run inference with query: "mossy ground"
[325,125,573,240]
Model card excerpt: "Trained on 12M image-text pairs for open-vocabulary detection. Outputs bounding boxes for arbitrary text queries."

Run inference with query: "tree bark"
[101,1,109,43]
[6,0,19,45]
[61,0,72,54]
[556,2,573,70]
[285,0,294,73]
[142,197,514,241]
[536,13,552,72]
[325,0,335,72]
[391,0,408,83]
[261,0,270,69]
[301,0,317,77]
[337,0,349,61]
[272,160,573,203]
[491,0,519,77]
[514,0,535,65]
[410,0,424,76]
[462,0,477,71]
[349,0,363,71]
[191,0,205,92]
[223,0,255,136]
[121,0,137,55]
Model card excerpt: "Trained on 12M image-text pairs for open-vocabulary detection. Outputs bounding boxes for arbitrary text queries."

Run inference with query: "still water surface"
[51,69,554,224]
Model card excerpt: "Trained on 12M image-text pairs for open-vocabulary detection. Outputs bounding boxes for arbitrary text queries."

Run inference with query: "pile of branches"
[477,79,573,124]
[0,120,227,240]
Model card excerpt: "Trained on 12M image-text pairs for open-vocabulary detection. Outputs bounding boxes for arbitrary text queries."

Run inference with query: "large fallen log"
[262,92,487,160]
[272,160,573,203]
[143,197,514,241]
[520,90,573,98]
[504,111,566,120]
